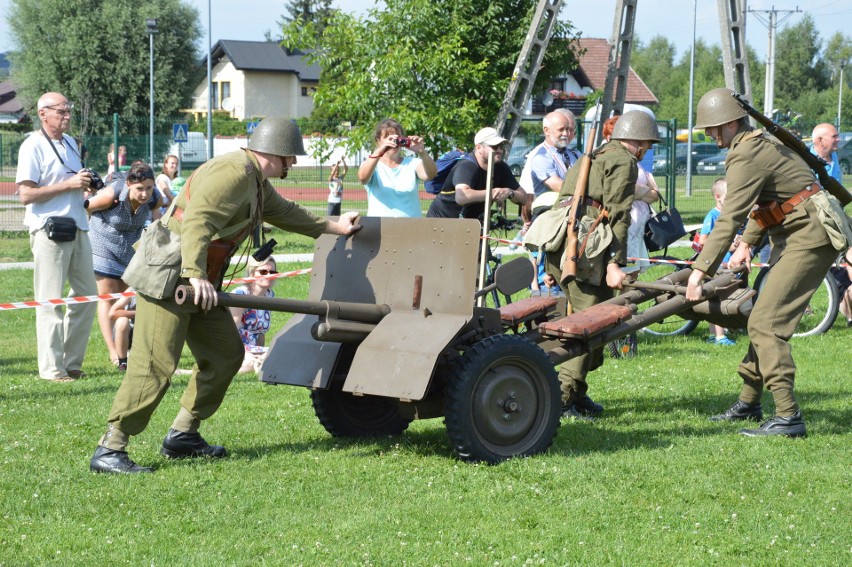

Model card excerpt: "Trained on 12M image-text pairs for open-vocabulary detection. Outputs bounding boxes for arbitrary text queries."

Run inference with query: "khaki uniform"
[545,141,637,405]
[694,128,836,416]
[104,150,326,442]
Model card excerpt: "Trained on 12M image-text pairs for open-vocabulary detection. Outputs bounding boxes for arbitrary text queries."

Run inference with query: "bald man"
[526,110,580,197]
[16,92,98,383]
[810,123,842,182]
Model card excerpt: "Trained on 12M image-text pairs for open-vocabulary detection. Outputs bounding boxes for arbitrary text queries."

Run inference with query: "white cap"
[474,127,506,147]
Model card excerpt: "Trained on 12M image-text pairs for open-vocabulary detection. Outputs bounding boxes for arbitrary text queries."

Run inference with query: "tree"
[774,15,830,106]
[8,0,203,135]
[281,0,581,156]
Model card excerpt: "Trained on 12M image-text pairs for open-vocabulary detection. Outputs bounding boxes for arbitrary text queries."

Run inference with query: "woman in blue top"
[86,161,162,367]
[357,118,437,217]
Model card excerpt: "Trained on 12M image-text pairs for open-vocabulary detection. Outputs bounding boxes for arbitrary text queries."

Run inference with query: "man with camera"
[16,91,98,383]
[426,127,526,219]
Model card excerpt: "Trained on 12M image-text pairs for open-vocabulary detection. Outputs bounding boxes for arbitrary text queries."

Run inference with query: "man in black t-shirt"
[426,127,525,219]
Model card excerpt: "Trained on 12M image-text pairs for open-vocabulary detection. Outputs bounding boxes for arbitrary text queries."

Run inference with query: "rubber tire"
[311,384,413,437]
[444,334,561,464]
[675,163,687,176]
[511,164,522,176]
[608,332,638,358]
[636,257,700,337]
[753,266,839,338]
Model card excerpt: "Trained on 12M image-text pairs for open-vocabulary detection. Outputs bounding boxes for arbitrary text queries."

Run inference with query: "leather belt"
[779,182,821,215]
[557,196,604,210]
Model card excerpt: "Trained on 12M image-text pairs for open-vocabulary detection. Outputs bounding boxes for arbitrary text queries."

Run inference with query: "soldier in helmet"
[545,109,659,419]
[90,117,362,474]
[686,87,838,438]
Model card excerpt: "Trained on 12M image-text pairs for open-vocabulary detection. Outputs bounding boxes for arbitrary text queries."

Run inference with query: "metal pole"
[146,18,158,166]
[838,64,845,130]
[685,0,697,197]
[149,32,154,164]
[207,0,214,161]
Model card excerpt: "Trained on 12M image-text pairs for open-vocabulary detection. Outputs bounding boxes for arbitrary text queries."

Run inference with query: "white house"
[187,40,320,121]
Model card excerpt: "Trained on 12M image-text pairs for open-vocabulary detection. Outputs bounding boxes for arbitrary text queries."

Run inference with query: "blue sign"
[172,123,189,143]
[247,121,259,135]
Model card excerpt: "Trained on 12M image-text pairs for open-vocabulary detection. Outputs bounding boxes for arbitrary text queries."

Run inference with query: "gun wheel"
[445,334,561,464]
[311,385,412,438]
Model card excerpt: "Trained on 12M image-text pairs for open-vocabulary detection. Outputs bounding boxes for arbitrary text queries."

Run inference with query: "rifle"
[561,99,602,283]
[732,92,852,206]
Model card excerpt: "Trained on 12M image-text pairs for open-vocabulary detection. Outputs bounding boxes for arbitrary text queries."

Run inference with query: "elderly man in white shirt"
[16,91,98,382]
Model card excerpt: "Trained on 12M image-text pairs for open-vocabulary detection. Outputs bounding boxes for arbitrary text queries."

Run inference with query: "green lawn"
[0,261,850,565]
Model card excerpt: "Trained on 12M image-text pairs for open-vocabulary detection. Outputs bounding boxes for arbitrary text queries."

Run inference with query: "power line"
[748,6,802,115]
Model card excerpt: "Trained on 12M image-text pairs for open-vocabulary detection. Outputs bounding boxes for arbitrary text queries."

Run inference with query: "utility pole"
[838,63,845,131]
[748,6,800,117]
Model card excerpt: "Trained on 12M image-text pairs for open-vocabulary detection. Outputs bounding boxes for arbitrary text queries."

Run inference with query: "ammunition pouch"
[749,201,787,229]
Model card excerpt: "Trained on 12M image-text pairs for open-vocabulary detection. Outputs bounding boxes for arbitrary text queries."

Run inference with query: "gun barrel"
[174,285,391,324]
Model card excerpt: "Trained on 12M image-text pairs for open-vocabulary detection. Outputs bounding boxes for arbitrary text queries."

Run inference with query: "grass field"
[0,257,850,565]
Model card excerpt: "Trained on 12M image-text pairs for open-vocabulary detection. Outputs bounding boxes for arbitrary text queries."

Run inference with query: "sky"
[1,0,851,63]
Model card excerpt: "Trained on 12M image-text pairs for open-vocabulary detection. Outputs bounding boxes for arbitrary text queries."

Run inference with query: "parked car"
[167,131,208,169]
[653,142,720,175]
[695,149,729,175]
[506,143,532,176]
[837,139,852,175]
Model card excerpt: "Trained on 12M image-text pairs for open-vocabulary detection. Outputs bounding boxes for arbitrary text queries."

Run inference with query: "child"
[108,293,137,372]
[327,158,348,216]
[696,178,739,346]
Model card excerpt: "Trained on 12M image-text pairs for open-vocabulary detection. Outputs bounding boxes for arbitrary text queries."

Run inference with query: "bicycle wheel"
[636,257,700,337]
[753,267,839,337]
[608,332,638,358]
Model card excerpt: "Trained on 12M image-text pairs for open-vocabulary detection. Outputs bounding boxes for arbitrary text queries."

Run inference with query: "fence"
[0,114,761,232]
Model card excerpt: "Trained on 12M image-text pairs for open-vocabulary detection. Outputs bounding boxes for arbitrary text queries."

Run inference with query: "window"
[212,82,231,109]
[220,82,230,104]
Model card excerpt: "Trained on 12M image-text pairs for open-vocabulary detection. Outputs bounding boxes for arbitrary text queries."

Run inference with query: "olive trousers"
[102,292,244,445]
[736,243,837,416]
[556,277,614,405]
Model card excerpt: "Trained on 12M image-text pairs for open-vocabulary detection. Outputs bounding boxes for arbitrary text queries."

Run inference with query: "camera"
[395,137,411,148]
[83,168,105,191]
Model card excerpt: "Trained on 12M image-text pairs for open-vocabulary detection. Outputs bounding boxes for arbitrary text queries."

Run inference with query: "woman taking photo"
[358,118,437,217]
[86,161,162,368]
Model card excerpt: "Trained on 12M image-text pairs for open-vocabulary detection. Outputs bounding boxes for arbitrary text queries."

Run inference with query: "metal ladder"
[717,0,753,103]
[596,0,638,146]
[494,0,564,145]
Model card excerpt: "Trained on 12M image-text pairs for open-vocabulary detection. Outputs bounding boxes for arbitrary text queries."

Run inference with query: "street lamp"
[146,18,159,165]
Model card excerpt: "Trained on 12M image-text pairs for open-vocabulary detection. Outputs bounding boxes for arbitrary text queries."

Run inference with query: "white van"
[168,132,207,168]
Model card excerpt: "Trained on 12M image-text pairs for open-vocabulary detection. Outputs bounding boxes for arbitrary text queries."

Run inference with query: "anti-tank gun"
[180,218,754,464]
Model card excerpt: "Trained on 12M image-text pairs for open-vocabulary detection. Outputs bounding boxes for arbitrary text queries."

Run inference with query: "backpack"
[425,150,475,194]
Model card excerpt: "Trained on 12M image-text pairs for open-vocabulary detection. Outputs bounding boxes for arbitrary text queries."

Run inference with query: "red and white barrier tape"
[0,268,312,312]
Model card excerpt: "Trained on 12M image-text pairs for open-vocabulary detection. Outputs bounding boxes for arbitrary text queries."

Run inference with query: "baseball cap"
[474,127,507,147]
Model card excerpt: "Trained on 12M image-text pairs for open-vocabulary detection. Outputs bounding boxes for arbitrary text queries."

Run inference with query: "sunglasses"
[256,269,277,275]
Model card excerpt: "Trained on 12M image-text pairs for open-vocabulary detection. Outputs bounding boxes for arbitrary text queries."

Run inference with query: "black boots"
[161,429,228,459]
[90,446,153,474]
[709,400,763,422]
[739,411,807,438]
[562,394,604,419]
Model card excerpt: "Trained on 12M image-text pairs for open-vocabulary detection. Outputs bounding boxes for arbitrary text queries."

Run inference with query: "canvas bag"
[523,206,571,252]
[810,190,852,251]
[122,215,182,300]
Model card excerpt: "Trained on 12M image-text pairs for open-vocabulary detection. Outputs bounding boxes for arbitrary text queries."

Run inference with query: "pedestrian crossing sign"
[172,123,189,143]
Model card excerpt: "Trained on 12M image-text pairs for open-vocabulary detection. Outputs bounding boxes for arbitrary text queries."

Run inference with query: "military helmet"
[610,110,660,142]
[695,88,748,129]
[247,117,306,157]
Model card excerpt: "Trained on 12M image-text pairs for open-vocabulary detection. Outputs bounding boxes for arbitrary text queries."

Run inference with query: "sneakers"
[709,400,763,422]
[739,411,807,438]
[707,335,735,345]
